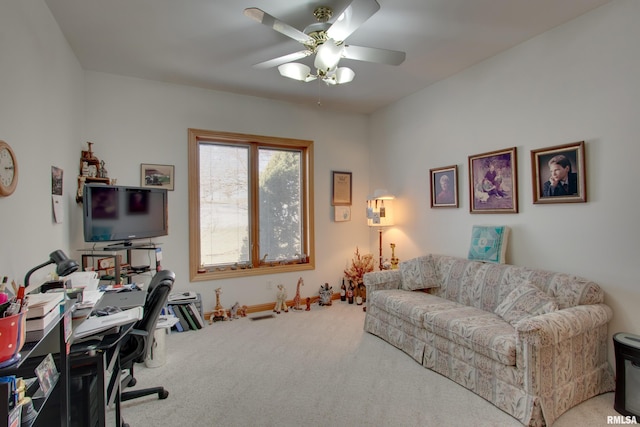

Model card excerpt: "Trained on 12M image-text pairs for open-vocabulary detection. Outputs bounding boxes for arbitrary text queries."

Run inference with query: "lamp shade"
[334,67,355,84]
[278,63,316,82]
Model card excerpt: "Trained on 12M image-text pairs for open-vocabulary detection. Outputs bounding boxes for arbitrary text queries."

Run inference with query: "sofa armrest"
[515,304,612,346]
[515,304,614,423]
[364,270,402,293]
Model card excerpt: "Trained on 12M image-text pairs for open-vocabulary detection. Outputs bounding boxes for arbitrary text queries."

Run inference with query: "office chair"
[118,270,175,403]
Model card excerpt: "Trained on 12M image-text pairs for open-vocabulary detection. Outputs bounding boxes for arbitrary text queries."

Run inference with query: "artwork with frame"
[468,147,518,214]
[430,165,458,208]
[334,206,351,222]
[140,163,175,190]
[331,171,352,206]
[531,141,586,204]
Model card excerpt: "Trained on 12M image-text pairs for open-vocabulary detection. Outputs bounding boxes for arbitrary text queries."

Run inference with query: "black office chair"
[118,270,175,403]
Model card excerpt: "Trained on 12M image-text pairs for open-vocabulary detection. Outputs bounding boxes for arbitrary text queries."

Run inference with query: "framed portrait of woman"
[430,165,458,208]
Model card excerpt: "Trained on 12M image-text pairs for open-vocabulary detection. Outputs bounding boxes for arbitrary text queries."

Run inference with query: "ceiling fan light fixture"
[314,39,343,72]
[334,67,355,84]
[278,63,314,81]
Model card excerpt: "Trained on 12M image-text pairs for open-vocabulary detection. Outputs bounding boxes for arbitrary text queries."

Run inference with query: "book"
[186,302,205,328]
[26,306,60,331]
[170,304,190,330]
[26,292,63,319]
[178,304,198,330]
[73,306,143,339]
[166,305,184,332]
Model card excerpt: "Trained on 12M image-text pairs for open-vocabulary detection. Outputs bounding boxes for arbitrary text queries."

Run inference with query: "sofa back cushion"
[494,280,559,326]
[427,255,604,312]
[399,255,439,291]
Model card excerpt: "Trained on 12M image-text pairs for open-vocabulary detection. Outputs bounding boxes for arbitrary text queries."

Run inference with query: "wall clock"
[0,140,18,197]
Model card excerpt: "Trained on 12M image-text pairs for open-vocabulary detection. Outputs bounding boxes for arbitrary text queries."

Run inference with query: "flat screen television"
[83,183,168,244]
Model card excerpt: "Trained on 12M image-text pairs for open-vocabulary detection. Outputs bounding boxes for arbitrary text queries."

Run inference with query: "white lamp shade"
[314,39,343,72]
[278,63,315,81]
[334,67,355,84]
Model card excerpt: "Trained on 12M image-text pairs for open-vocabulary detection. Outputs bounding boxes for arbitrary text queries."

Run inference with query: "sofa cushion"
[468,225,509,264]
[424,305,517,365]
[424,305,516,366]
[368,289,459,327]
[399,255,439,291]
[494,281,559,327]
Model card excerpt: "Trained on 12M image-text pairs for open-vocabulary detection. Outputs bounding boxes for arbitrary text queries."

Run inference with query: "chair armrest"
[128,329,149,337]
[364,270,402,293]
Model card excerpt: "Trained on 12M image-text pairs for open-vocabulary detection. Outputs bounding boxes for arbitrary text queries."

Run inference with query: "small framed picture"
[430,165,458,208]
[531,141,586,204]
[334,206,351,222]
[469,147,518,214]
[331,171,352,206]
[141,164,175,191]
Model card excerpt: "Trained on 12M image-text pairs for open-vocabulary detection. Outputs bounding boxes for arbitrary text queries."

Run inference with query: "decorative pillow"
[468,225,509,264]
[399,255,439,291]
[494,281,559,327]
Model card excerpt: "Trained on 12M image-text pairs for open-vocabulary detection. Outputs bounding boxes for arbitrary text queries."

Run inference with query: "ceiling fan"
[244,0,406,85]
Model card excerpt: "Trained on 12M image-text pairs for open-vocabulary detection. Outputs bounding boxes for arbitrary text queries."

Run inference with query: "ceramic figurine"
[292,277,304,310]
[273,284,288,313]
[305,297,311,311]
[318,283,333,306]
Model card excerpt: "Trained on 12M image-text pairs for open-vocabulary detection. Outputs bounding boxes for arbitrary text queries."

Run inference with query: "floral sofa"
[363,254,614,426]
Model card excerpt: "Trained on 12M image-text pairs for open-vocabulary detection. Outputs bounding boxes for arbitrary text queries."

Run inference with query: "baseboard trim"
[203,292,340,321]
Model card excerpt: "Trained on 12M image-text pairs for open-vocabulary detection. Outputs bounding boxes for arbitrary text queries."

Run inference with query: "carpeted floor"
[112,302,616,427]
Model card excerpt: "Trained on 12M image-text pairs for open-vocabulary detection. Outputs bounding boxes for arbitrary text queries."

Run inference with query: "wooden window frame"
[188,128,315,281]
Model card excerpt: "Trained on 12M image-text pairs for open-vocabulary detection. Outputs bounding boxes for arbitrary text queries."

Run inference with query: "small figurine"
[210,287,228,323]
[238,305,248,317]
[318,283,333,306]
[292,277,304,310]
[305,297,311,311]
[273,284,289,314]
[358,283,367,303]
[229,302,240,320]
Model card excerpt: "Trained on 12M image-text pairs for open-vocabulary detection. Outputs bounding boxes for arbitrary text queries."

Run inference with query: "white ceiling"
[43,0,611,114]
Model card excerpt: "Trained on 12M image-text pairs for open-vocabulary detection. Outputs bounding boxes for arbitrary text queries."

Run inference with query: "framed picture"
[468,147,518,214]
[141,163,175,190]
[334,206,351,222]
[331,171,352,206]
[430,165,458,208]
[531,141,586,204]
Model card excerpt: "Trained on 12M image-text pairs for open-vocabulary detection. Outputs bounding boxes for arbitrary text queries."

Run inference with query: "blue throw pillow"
[468,225,509,264]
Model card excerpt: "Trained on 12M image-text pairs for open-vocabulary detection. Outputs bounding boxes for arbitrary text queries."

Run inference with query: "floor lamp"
[367,190,394,270]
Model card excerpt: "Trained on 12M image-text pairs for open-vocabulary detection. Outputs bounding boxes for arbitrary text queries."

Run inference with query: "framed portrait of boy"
[430,165,458,208]
[531,141,586,204]
[468,147,518,214]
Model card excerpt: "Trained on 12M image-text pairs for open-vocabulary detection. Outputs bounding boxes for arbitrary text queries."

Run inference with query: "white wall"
[79,72,371,309]
[370,0,640,363]
[0,0,84,285]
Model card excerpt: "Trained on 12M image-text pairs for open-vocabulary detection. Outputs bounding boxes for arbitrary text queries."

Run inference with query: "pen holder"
[0,311,26,366]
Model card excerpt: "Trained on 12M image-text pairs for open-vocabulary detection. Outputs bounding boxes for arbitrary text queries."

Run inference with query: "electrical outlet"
[266,280,272,290]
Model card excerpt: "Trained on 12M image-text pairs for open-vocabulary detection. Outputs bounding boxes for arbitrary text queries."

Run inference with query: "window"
[188,129,314,280]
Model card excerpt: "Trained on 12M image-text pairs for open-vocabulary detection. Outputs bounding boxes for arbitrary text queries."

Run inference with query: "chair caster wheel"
[127,378,137,387]
[159,390,169,399]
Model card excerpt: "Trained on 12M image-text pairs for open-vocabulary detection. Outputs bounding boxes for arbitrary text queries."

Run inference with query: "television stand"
[78,243,162,285]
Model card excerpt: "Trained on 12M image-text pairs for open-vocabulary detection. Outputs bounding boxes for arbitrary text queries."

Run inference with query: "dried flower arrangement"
[344,247,374,285]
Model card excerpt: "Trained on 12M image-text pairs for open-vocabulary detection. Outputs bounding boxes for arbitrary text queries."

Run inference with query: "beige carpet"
[113,302,616,426]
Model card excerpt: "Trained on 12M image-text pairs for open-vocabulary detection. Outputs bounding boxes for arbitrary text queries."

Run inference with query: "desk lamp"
[24,250,79,293]
[367,190,395,270]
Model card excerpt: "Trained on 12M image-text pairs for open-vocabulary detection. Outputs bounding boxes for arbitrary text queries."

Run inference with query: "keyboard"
[73,306,144,339]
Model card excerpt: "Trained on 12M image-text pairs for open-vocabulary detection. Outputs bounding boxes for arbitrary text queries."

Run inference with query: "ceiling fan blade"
[326,0,381,42]
[343,45,406,66]
[244,8,314,45]
[254,50,311,69]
